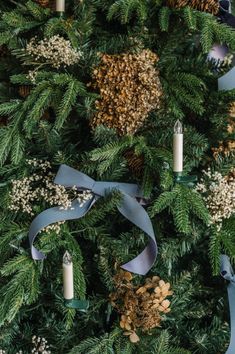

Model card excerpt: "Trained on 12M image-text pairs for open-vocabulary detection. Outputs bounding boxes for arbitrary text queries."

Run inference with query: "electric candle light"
[56,0,65,12]
[173,120,183,173]
[63,251,74,300]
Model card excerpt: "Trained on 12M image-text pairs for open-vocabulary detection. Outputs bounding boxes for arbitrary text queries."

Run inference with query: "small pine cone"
[191,0,219,14]
[35,0,50,7]
[167,0,219,14]
[167,0,188,8]
[124,150,144,177]
[18,85,32,98]
[48,0,56,10]
[0,116,8,126]
[0,45,9,58]
[41,110,51,120]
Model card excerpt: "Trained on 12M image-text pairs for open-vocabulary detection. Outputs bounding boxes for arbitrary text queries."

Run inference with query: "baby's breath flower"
[196,168,235,230]
[77,190,93,207]
[27,70,38,83]
[26,35,82,69]
[8,159,86,234]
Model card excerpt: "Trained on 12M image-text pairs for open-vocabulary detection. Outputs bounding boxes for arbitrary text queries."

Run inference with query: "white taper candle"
[173,120,183,173]
[56,0,65,12]
[63,251,74,300]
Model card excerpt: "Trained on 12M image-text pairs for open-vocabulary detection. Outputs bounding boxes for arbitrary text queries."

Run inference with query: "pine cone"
[0,116,8,126]
[18,85,32,98]
[167,0,219,14]
[124,150,144,177]
[34,0,50,7]
[0,45,9,58]
[49,0,56,10]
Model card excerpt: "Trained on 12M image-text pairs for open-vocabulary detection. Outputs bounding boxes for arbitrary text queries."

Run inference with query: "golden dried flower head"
[91,50,163,135]
[167,0,219,14]
[212,140,235,159]
[110,270,173,342]
[228,103,235,133]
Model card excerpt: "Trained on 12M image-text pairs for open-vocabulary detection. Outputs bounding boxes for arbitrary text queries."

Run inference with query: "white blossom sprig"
[196,168,235,231]
[26,35,82,69]
[0,335,51,354]
[8,159,87,235]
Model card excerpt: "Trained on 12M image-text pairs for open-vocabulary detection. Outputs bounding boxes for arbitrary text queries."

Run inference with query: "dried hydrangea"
[26,35,82,69]
[228,104,235,134]
[8,159,93,233]
[212,140,235,159]
[196,168,235,231]
[110,270,173,342]
[91,50,163,135]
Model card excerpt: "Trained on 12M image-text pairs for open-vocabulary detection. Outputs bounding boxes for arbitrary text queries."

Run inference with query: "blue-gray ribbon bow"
[29,164,157,275]
[221,254,235,354]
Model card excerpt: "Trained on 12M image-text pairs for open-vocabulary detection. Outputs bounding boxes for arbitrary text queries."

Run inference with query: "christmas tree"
[0,0,235,353]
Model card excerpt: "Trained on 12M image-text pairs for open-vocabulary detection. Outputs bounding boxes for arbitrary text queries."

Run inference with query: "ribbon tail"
[118,193,157,275]
[221,254,235,354]
[29,197,96,260]
[226,282,235,354]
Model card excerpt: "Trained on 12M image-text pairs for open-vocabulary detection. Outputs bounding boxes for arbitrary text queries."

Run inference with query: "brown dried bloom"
[91,50,163,135]
[212,140,235,159]
[196,168,235,231]
[167,0,219,14]
[110,270,173,342]
[228,103,235,133]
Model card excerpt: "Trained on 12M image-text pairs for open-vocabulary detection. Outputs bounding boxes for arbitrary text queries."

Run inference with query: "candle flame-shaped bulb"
[174,120,183,134]
[63,251,72,265]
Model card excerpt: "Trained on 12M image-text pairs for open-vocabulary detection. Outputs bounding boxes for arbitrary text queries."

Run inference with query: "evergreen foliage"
[0,0,234,353]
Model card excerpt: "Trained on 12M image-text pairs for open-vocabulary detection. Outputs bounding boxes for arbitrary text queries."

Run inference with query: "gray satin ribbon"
[221,254,235,354]
[29,164,157,275]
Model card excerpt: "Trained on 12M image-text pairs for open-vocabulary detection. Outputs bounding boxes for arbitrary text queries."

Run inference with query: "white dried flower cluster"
[77,189,93,207]
[196,168,235,231]
[31,335,51,354]
[42,221,65,235]
[9,159,74,215]
[27,69,38,84]
[0,336,51,354]
[26,35,82,69]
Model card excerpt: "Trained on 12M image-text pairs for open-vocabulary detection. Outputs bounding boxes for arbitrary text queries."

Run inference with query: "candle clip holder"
[174,172,197,187]
[64,298,89,312]
[56,11,65,18]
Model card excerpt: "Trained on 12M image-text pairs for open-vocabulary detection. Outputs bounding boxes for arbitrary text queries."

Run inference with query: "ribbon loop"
[28,164,157,275]
[221,255,235,354]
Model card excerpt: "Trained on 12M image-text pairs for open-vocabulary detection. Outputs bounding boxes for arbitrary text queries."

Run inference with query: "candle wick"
[63,251,72,265]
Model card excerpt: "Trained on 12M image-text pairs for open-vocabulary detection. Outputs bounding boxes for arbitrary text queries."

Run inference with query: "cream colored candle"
[63,251,74,300]
[56,0,65,12]
[173,120,183,173]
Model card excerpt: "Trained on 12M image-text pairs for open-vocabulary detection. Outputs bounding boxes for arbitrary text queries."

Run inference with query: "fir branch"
[107,0,148,24]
